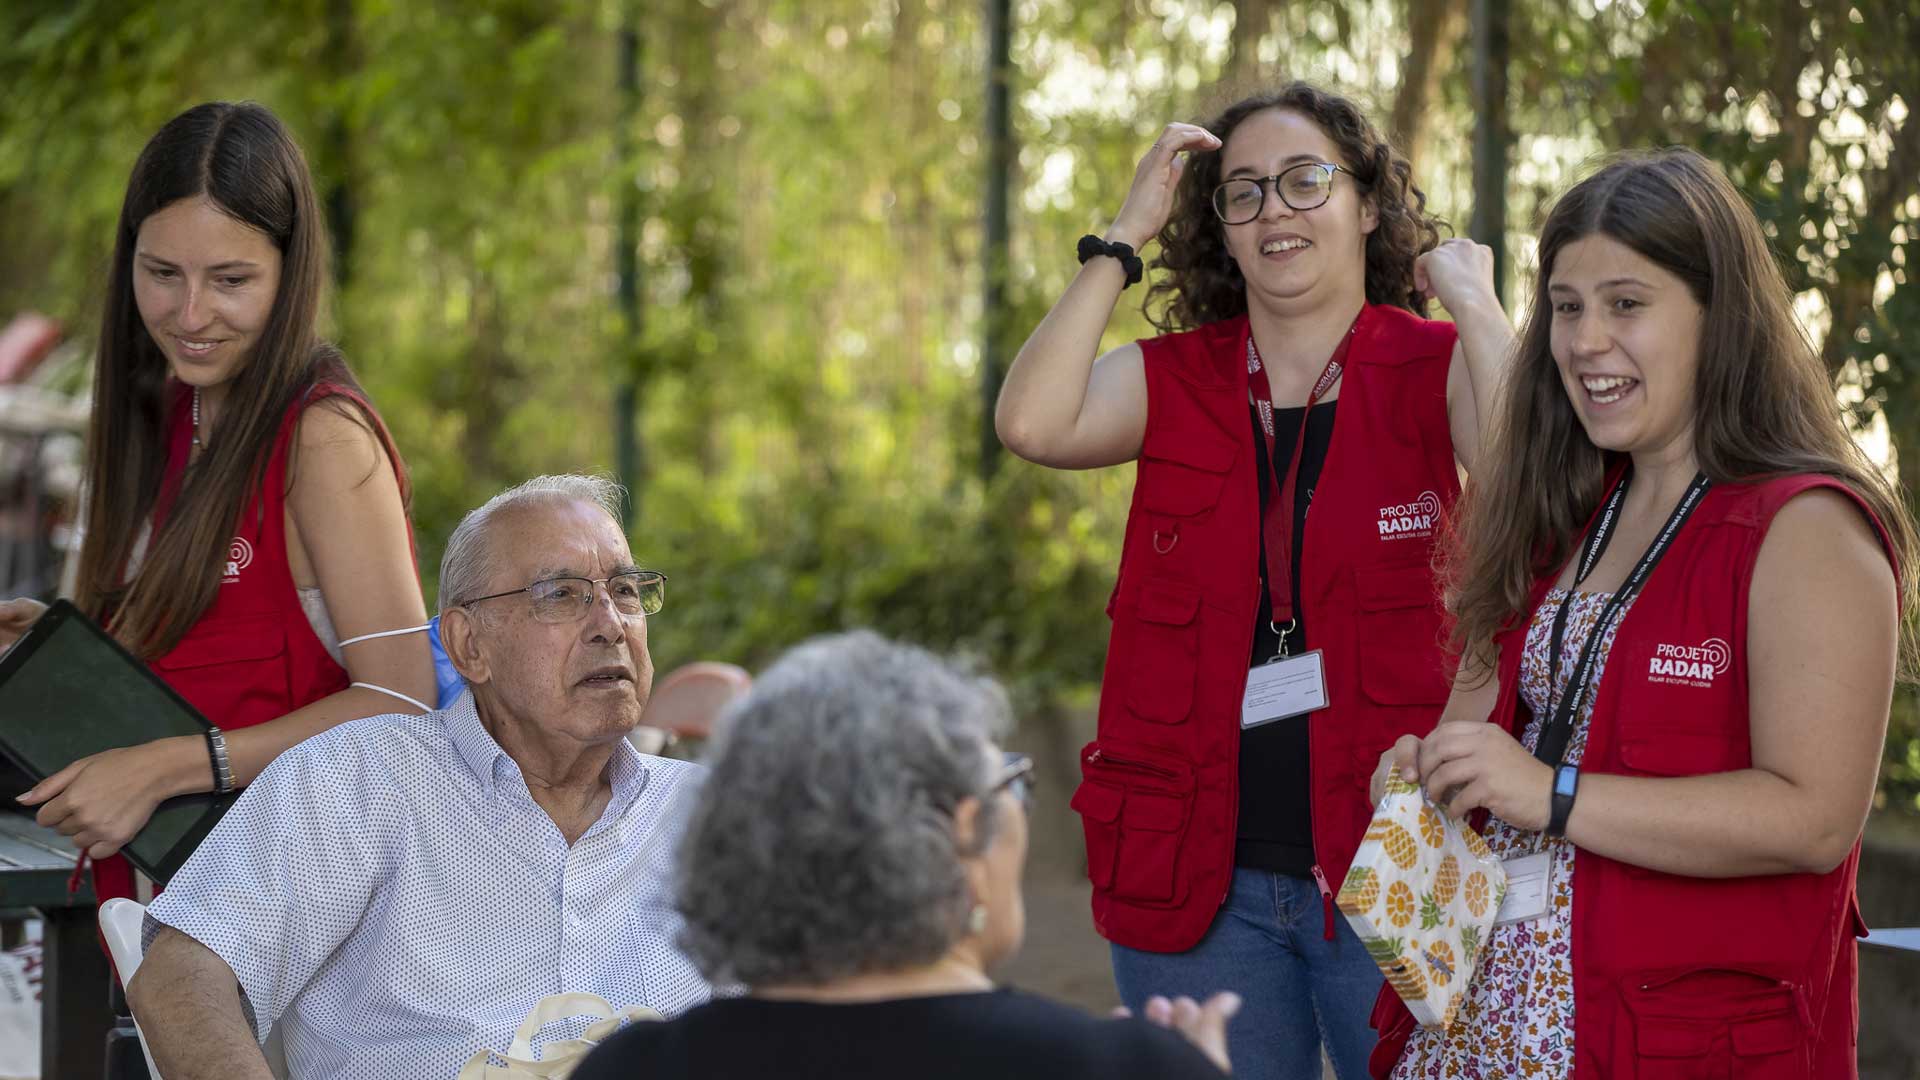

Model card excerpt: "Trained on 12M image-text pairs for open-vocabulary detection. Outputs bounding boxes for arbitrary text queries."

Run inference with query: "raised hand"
[1106,122,1223,251]
[1137,990,1242,1074]
[1413,238,1498,316]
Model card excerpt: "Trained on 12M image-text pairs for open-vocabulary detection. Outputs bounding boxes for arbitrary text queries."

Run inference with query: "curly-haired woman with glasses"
[994,82,1514,1080]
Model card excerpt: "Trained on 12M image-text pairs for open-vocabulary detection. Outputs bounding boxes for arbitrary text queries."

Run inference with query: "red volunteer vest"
[1074,304,1461,953]
[91,381,407,903]
[1371,470,1892,1079]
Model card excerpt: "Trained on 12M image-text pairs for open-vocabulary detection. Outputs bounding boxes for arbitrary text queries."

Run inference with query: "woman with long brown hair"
[1371,148,1915,1078]
[996,81,1513,1080]
[0,102,433,904]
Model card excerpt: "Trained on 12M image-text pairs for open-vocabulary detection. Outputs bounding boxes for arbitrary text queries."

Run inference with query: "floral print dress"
[1394,588,1632,1079]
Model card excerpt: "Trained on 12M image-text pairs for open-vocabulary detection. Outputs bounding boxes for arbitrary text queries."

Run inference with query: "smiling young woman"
[1372,149,1919,1080]
[993,81,1515,1080]
[0,102,435,905]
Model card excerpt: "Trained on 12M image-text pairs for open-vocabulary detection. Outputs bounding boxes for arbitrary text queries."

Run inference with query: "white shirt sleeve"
[146,731,392,1043]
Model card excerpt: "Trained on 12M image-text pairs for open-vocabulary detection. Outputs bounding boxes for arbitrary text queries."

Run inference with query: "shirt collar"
[443,690,505,792]
[444,690,654,827]
[605,736,650,810]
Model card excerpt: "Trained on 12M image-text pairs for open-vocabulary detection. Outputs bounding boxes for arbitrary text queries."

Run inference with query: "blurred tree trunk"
[321,0,359,291]
[1468,0,1510,303]
[1389,0,1465,169]
[1227,0,1279,83]
[462,270,512,486]
[614,8,643,525]
[980,0,1012,480]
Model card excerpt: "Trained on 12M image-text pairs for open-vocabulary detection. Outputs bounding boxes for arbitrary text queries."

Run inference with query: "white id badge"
[1494,852,1554,925]
[1240,650,1329,728]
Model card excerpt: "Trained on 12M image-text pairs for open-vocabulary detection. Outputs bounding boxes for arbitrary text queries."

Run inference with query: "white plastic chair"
[98,897,163,1080]
[629,661,750,755]
[99,898,287,1079]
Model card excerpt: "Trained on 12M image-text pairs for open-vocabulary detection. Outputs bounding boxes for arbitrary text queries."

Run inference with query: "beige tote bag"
[457,992,662,1080]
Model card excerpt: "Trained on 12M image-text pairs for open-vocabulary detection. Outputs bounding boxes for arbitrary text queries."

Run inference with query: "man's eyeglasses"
[993,752,1036,811]
[459,571,667,624]
[1211,162,1354,225]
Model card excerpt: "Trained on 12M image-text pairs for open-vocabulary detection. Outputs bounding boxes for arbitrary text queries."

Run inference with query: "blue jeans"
[1110,867,1384,1080]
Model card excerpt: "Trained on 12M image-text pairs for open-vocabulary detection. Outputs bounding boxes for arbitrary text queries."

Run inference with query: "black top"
[1235,399,1337,878]
[570,989,1226,1080]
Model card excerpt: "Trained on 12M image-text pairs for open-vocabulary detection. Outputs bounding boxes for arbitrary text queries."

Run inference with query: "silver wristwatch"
[206,725,235,794]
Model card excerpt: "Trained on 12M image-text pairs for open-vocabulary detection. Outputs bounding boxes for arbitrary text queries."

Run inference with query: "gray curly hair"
[673,630,1013,987]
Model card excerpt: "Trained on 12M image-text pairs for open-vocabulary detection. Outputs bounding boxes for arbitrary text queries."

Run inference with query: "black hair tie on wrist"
[1078,234,1144,288]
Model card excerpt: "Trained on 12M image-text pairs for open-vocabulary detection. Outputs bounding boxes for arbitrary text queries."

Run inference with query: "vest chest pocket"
[1621,966,1810,1079]
[1136,431,1238,520]
[151,614,293,727]
[1615,729,1747,779]
[1124,582,1201,724]
[1353,564,1450,707]
[1068,739,1196,905]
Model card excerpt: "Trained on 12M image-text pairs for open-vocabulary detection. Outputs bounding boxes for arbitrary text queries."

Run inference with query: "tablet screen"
[0,600,235,882]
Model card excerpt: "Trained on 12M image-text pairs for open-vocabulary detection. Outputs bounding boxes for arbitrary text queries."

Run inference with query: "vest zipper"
[1083,747,1178,780]
[1310,864,1337,941]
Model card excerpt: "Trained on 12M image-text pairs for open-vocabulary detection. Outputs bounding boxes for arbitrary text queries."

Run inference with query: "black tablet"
[0,599,235,882]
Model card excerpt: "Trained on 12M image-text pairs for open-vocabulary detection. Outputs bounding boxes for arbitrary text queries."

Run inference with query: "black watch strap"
[1546,763,1579,838]
[1077,234,1144,287]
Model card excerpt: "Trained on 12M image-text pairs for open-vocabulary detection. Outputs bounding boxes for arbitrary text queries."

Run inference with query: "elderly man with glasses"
[128,474,708,1080]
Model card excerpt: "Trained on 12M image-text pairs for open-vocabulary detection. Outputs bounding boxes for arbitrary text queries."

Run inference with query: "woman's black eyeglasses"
[1211,162,1353,225]
[993,752,1036,810]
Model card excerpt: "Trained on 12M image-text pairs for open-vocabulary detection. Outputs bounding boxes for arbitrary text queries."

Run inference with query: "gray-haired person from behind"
[573,631,1242,1080]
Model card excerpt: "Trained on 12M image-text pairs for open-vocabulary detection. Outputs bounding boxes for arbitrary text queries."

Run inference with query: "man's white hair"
[437,474,627,612]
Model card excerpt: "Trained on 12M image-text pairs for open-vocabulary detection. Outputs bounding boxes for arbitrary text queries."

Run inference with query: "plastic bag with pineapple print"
[1335,765,1506,1030]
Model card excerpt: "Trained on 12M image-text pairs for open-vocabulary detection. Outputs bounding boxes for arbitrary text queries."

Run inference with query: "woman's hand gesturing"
[1105,123,1221,251]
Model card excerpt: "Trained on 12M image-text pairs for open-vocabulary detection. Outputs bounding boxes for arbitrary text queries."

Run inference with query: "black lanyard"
[1534,469,1712,768]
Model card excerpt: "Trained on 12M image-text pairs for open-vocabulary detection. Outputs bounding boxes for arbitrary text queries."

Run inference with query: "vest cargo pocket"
[152,613,293,725]
[1125,581,1201,724]
[1069,779,1123,890]
[1073,739,1196,904]
[1622,966,1810,1079]
[1616,729,1744,778]
[1137,430,1237,519]
[1354,564,1449,706]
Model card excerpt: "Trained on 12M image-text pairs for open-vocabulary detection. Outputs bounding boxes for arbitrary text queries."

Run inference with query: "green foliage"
[3,0,1919,779]
[1881,686,1920,814]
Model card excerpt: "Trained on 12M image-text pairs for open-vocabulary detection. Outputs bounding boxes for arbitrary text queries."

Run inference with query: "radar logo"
[223,537,254,584]
[1648,637,1729,688]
